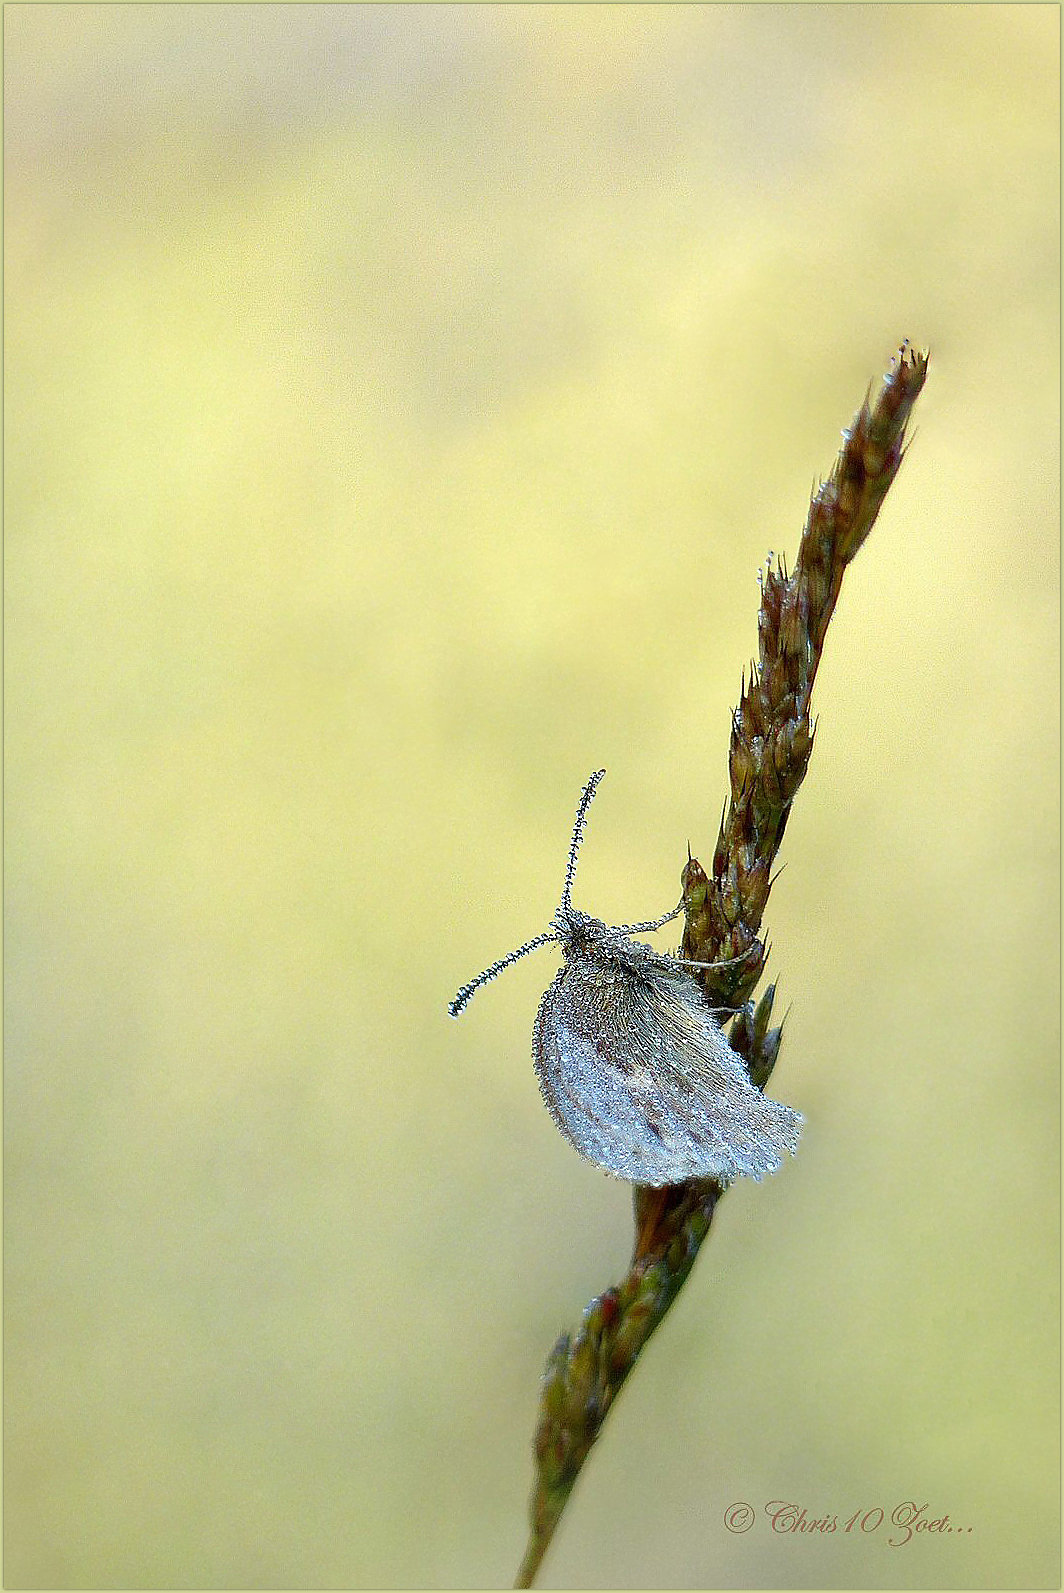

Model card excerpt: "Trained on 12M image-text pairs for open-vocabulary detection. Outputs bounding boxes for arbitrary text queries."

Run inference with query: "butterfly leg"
[615,898,685,935]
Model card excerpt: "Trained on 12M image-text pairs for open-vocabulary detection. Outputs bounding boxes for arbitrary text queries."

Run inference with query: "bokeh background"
[5,5,1059,1589]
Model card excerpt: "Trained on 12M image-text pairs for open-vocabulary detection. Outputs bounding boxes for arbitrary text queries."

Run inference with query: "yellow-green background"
[6,5,1058,1588]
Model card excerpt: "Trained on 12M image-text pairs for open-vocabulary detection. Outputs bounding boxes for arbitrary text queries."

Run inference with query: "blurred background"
[5,5,1058,1588]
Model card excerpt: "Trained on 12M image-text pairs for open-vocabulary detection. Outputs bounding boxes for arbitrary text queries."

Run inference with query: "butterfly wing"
[533,957,802,1185]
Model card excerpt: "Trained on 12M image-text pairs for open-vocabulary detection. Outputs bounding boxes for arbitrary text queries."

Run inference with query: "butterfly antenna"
[449,931,557,1018]
[560,768,606,910]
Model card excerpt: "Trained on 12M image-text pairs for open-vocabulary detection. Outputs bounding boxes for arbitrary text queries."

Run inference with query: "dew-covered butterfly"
[449,769,802,1186]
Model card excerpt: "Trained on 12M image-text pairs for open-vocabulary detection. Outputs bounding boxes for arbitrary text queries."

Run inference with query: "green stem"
[514,344,929,1587]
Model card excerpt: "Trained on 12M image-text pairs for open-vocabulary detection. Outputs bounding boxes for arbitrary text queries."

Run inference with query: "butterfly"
[450,769,802,1186]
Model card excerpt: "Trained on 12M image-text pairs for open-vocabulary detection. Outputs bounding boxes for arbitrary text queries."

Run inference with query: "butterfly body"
[535,901,801,1185]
